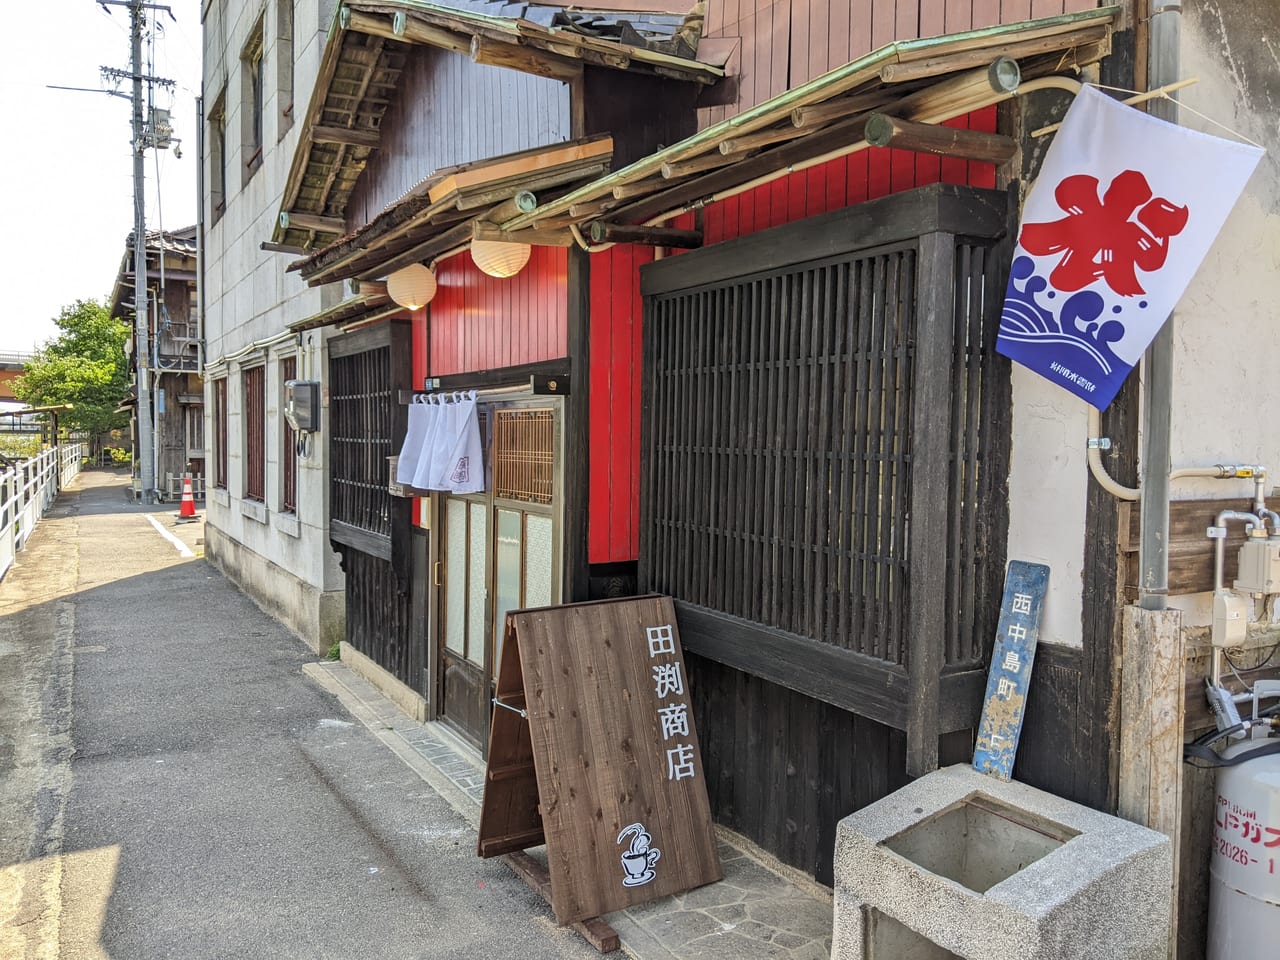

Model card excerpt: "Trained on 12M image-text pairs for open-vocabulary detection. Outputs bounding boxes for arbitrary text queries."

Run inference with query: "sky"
[0,0,202,354]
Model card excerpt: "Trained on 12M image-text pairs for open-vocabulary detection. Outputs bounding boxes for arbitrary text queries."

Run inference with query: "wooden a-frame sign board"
[477,595,722,926]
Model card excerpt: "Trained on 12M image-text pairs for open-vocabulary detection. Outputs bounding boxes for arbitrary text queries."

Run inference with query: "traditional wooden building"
[212,1,1280,954]
[277,0,1124,880]
[110,227,204,497]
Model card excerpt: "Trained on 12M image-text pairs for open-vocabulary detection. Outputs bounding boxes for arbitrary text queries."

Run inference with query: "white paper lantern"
[386,263,437,309]
[471,239,532,279]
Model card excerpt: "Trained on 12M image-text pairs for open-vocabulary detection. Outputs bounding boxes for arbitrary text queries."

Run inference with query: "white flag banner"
[996,85,1263,410]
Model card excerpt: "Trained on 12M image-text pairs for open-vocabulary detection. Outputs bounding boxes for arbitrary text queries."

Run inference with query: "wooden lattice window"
[213,378,228,489]
[493,409,554,505]
[281,356,297,514]
[330,347,392,537]
[644,250,919,662]
[243,365,265,502]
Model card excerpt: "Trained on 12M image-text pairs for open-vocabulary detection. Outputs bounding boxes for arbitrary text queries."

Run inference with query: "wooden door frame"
[429,395,566,754]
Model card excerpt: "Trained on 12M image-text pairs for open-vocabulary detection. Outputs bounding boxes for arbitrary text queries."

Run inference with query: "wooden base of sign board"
[503,851,621,953]
[478,596,722,928]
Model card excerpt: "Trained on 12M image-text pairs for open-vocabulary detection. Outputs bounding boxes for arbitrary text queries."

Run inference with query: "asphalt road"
[0,469,598,960]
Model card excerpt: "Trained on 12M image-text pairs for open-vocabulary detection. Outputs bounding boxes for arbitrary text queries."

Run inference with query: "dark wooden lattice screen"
[645,248,917,665]
[640,184,1012,774]
[330,347,392,538]
[328,321,415,687]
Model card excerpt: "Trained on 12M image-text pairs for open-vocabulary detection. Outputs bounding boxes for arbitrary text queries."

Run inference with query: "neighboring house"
[205,1,1279,955]
[0,353,30,403]
[109,227,204,496]
[201,0,346,652]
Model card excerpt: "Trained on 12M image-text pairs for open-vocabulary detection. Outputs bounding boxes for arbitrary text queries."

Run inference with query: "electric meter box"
[1234,539,1280,595]
[284,380,321,433]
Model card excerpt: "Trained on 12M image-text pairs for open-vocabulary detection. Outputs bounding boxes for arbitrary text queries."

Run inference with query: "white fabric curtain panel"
[395,392,485,494]
[395,398,435,485]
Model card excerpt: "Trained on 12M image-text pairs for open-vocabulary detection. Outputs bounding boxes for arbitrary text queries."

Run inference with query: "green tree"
[14,299,130,451]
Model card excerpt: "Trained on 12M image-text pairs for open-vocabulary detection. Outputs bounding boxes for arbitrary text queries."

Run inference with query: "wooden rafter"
[470,35,582,83]
[281,211,347,234]
[359,221,475,280]
[498,6,1118,232]
[311,124,381,148]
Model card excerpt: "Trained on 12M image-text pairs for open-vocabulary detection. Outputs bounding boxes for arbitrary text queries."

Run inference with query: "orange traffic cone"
[178,473,199,522]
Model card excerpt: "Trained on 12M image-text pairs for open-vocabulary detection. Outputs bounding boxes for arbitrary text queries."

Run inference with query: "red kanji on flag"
[1018,170,1189,296]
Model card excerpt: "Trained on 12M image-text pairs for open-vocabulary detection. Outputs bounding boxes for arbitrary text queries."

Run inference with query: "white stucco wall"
[1005,370,1091,646]
[201,0,346,647]
[1166,4,1280,627]
[1004,5,1280,644]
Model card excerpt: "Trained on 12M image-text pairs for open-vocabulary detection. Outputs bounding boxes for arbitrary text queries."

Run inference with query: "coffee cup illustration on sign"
[617,822,661,887]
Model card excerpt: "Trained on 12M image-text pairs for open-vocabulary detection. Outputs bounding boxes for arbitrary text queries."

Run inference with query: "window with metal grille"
[281,356,297,513]
[243,365,265,502]
[493,409,554,505]
[214,378,228,489]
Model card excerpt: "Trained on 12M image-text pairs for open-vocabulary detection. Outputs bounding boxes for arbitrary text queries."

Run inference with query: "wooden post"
[906,231,957,777]
[864,113,1018,163]
[1118,605,1184,960]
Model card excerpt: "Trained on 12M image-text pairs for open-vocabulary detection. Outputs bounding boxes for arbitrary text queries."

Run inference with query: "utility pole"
[96,0,173,504]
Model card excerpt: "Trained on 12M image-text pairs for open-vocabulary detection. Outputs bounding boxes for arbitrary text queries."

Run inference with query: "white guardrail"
[0,444,84,580]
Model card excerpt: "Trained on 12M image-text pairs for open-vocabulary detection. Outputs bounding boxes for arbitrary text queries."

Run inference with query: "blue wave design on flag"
[998,257,1120,379]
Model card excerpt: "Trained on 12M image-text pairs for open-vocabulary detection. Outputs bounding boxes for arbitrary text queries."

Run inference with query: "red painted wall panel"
[588,244,654,563]
[423,245,568,377]
[588,108,1000,563]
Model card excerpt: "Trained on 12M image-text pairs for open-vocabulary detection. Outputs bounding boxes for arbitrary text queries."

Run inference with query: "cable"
[1223,640,1280,674]
[1183,717,1280,768]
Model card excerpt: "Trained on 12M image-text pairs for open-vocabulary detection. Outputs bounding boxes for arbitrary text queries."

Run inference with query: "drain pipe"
[1138,0,1183,610]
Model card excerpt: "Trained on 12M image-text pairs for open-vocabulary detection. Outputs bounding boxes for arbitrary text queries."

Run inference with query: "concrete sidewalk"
[1,471,603,960]
[1,469,834,959]
[306,660,835,960]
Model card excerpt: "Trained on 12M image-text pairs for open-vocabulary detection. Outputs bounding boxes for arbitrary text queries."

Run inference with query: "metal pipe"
[1138,0,1183,609]
[1087,407,1140,500]
[196,95,205,376]
[1169,464,1265,481]
[1259,509,1280,534]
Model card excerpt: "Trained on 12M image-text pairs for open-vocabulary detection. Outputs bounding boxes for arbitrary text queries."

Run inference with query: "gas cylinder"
[1207,737,1280,959]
